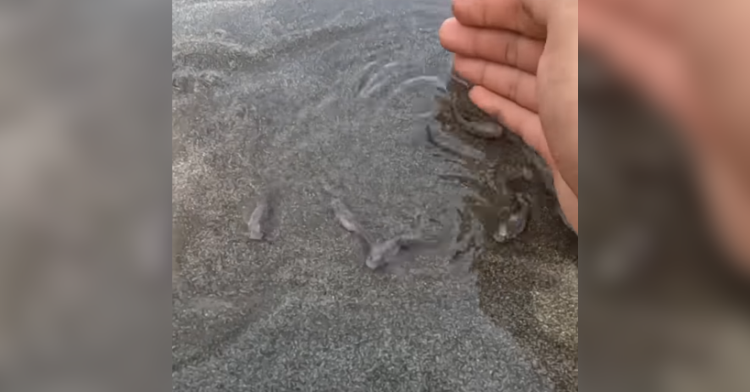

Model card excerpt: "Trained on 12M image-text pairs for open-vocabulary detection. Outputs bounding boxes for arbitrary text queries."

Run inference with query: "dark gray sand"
[172,1,578,391]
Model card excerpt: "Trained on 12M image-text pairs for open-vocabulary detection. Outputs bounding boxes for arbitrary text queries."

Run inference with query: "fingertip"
[438,17,459,49]
[440,17,458,32]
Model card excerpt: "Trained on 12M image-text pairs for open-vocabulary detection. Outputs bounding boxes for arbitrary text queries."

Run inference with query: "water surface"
[172,1,578,390]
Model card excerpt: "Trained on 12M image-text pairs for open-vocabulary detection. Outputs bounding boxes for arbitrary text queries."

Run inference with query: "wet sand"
[172,0,578,391]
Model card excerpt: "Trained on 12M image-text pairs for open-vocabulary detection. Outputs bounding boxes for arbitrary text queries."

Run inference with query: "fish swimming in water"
[243,190,275,241]
[331,197,366,235]
[447,74,505,139]
[493,193,531,243]
[329,194,444,273]
[330,196,374,254]
[364,235,441,272]
[364,237,401,270]
[450,102,505,139]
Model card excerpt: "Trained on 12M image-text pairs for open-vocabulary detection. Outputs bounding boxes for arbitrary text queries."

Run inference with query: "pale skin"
[439,0,578,233]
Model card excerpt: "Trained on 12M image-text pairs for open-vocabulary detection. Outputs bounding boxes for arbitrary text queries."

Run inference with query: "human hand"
[579,0,750,271]
[439,0,578,233]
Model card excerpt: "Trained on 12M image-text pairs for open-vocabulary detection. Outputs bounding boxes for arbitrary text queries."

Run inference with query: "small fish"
[493,194,531,243]
[327,184,448,273]
[243,191,274,241]
[365,235,442,272]
[330,197,373,254]
[331,197,364,234]
[364,237,401,270]
[450,72,472,89]
[450,99,505,139]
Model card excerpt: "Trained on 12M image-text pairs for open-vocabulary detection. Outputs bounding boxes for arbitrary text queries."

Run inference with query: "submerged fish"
[493,194,531,243]
[450,97,505,140]
[329,195,444,273]
[330,197,374,254]
[364,237,401,270]
[331,197,365,235]
[243,190,275,241]
[364,235,440,272]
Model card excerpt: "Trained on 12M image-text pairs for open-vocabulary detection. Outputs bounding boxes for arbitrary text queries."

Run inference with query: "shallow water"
[172,0,578,390]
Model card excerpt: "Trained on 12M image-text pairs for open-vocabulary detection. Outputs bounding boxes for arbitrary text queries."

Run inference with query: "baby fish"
[364,237,401,270]
[243,191,274,241]
[331,197,374,254]
[450,99,505,139]
[365,235,440,272]
[331,197,364,234]
[493,194,531,243]
[329,189,446,273]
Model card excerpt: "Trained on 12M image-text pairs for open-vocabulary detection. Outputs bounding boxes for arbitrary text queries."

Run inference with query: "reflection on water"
[172,0,577,391]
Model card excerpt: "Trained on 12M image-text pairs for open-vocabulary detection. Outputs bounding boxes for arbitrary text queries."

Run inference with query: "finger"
[439,18,543,75]
[452,0,546,39]
[454,54,538,112]
[469,85,554,167]
[579,4,700,138]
